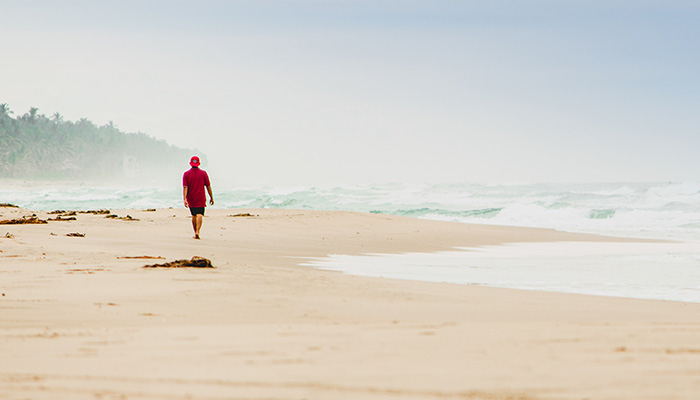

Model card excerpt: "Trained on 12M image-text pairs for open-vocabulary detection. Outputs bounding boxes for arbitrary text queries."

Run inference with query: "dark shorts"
[189,207,205,216]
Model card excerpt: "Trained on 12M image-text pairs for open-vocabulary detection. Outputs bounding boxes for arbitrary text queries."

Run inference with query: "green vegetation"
[0,103,202,181]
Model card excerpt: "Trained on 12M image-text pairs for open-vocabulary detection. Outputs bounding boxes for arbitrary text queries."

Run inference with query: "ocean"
[3,181,700,302]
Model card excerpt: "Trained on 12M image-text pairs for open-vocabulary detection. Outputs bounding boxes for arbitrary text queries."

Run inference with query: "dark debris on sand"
[48,211,78,221]
[48,215,77,221]
[118,256,166,260]
[66,232,86,237]
[80,209,112,215]
[51,210,110,215]
[0,215,48,225]
[105,214,139,221]
[142,256,214,269]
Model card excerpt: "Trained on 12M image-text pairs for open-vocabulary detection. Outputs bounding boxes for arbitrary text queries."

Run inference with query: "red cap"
[190,156,201,167]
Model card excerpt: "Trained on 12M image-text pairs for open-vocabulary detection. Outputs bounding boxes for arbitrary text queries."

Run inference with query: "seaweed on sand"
[0,215,47,224]
[142,256,214,269]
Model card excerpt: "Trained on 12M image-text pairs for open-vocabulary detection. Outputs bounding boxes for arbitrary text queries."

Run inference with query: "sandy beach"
[1,205,700,400]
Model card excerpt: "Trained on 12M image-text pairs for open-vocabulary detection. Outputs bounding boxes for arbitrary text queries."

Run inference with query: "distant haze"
[3,1,699,186]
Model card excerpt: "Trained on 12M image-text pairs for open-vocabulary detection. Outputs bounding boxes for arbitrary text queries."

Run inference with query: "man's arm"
[183,186,189,207]
[206,185,214,206]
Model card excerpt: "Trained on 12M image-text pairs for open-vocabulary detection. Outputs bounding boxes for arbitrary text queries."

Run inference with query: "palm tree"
[0,103,13,119]
[28,107,39,121]
[20,107,39,123]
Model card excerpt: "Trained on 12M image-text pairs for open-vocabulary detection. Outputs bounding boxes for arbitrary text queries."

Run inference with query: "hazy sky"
[2,0,699,185]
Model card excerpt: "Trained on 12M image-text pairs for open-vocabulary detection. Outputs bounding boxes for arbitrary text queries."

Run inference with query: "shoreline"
[304,239,700,304]
[4,180,697,245]
[2,207,700,399]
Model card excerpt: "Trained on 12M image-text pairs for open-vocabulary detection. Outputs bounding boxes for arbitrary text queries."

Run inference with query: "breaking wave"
[3,181,700,240]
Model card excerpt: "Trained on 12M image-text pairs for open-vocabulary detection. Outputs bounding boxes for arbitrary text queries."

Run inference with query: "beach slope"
[1,207,699,399]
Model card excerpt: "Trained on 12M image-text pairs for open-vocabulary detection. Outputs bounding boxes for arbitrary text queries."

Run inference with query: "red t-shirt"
[182,167,211,208]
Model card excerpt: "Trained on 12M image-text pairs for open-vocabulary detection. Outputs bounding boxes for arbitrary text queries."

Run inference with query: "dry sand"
[1,206,699,400]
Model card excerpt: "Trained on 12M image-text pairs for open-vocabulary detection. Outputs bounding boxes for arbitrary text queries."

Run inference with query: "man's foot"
[193,234,200,239]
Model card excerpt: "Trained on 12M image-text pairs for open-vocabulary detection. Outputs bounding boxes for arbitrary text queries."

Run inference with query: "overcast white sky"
[2,0,699,186]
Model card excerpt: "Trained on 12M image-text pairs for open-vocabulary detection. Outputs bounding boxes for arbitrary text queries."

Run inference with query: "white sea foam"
[4,181,700,301]
[304,241,700,303]
[3,181,700,240]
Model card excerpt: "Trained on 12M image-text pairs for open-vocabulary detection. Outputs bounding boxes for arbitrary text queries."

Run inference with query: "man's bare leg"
[196,214,203,238]
[191,214,203,239]
[194,214,204,239]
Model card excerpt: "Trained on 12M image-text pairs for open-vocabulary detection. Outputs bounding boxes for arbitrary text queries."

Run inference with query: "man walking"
[183,156,213,239]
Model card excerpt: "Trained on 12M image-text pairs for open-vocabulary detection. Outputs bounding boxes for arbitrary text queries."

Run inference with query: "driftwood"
[66,232,86,237]
[228,213,258,218]
[142,256,214,269]
[0,216,48,225]
[0,203,19,208]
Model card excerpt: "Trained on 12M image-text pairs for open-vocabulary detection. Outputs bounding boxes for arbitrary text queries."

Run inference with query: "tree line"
[0,103,202,181]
